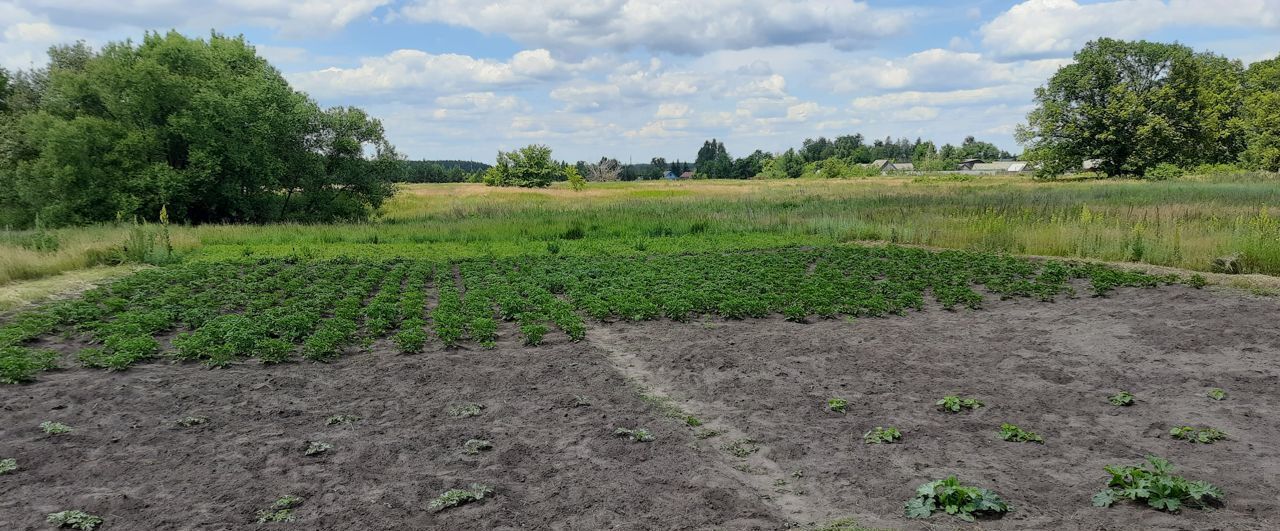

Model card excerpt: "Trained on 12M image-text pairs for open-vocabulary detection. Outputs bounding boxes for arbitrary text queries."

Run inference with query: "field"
[2,177,1280,529]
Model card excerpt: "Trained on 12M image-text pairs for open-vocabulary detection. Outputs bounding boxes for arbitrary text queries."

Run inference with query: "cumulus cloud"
[398,0,907,54]
[290,48,590,99]
[11,0,390,37]
[981,0,1280,59]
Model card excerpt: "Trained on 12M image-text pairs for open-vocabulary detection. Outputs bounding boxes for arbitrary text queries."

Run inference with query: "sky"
[1,1,1278,163]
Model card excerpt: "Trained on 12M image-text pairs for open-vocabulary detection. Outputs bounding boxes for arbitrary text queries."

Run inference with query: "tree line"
[0,31,403,228]
[1020,38,1280,178]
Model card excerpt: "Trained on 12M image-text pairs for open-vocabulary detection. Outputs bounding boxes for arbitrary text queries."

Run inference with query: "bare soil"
[3,285,1280,530]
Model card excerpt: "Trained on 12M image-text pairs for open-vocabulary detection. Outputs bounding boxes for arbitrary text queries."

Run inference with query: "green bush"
[1093,456,1222,511]
[1143,163,1184,181]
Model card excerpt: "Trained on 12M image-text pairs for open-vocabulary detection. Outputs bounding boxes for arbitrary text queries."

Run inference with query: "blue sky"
[2,1,1278,162]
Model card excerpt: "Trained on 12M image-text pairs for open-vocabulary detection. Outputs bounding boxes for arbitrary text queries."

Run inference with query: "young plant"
[0,346,59,384]
[177,416,209,428]
[448,403,484,418]
[614,427,655,442]
[0,457,16,475]
[998,423,1044,443]
[1169,426,1227,444]
[462,439,493,455]
[827,397,849,413]
[46,510,104,530]
[1108,391,1134,406]
[936,396,983,413]
[304,441,333,456]
[325,414,361,426]
[1092,456,1223,512]
[256,495,303,523]
[1207,388,1227,401]
[863,426,902,444]
[41,421,72,435]
[904,476,1010,522]
[723,438,760,458]
[429,484,494,513]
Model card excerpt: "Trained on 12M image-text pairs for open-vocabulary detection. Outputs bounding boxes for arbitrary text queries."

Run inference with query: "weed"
[463,439,493,455]
[256,495,303,523]
[1207,388,1227,401]
[936,396,983,413]
[636,390,701,427]
[0,457,15,475]
[46,510,104,530]
[1093,456,1222,512]
[827,397,849,413]
[325,414,361,426]
[573,395,591,407]
[1108,391,1135,406]
[1187,274,1208,289]
[177,416,209,428]
[723,438,760,458]
[806,517,881,531]
[304,441,333,456]
[864,426,902,444]
[1169,426,1227,444]
[614,427,655,442]
[448,403,484,418]
[41,421,72,435]
[904,476,1010,522]
[998,423,1044,443]
[429,484,494,513]
[695,428,724,439]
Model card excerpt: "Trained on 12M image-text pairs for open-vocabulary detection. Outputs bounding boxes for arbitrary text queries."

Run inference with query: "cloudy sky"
[2,1,1278,162]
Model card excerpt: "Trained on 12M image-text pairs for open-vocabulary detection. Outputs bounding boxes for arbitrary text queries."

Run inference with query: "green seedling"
[304,441,333,456]
[0,458,16,475]
[614,427,654,442]
[256,495,303,523]
[325,414,361,426]
[723,438,760,458]
[904,476,1010,522]
[1108,391,1134,406]
[41,421,72,435]
[448,403,484,418]
[177,416,209,427]
[1169,426,1227,444]
[827,397,848,413]
[429,484,494,512]
[463,439,493,455]
[999,423,1044,443]
[46,511,104,530]
[936,396,983,413]
[1207,388,1227,401]
[863,426,902,444]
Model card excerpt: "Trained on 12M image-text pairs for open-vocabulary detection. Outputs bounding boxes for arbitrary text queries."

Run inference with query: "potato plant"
[46,510,104,530]
[1092,456,1223,512]
[1108,391,1134,406]
[936,396,983,413]
[998,423,1043,443]
[429,484,494,513]
[864,426,902,444]
[904,476,1010,522]
[1169,426,1227,444]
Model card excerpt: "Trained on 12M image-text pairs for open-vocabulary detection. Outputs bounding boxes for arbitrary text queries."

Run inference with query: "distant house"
[867,159,894,172]
[663,170,677,180]
[957,158,986,170]
[678,171,695,179]
[893,162,915,171]
[1007,162,1029,172]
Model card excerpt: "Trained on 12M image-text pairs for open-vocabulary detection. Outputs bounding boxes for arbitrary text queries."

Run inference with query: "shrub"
[863,426,902,444]
[1143,163,1184,181]
[46,510,104,530]
[998,423,1044,443]
[1093,456,1222,512]
[429,484,494,512]
[936,396,983,412]
[1108,391,1134,406]
[614,427,654,442]
[1169,426,1227,444]
[904,476,1010,522]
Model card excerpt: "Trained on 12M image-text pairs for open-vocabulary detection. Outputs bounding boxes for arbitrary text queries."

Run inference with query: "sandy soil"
[3,284,1279,529]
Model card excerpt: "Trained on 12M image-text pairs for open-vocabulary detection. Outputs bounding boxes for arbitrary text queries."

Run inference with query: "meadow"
[2,174,1279,295]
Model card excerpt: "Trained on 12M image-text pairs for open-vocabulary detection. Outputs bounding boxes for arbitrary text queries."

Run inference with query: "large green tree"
[1018,38,1246,178]
[694,138,733,178]
[0,31,401,227]
[1242,55,1280,171]
[482,144,564,187]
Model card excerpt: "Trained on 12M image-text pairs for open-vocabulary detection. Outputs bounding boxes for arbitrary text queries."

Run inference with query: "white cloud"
[981,0,1280,59]
[654,103,691,119]
[11,0,390,37]
[290,48,587,99]
[399,0,907,54]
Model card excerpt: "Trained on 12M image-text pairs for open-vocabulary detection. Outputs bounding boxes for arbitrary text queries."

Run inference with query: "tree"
[566,165,586,191]
[1242,55,1280,171]
[0,31,400,227]
[733,150,771,179]
[800,136,835,162]
[694,139,733,178]
[649,157,667,179]
[483,144,563,187]
[1018,38,1245,177]
[585,157,622,182]
[761,148,804,179]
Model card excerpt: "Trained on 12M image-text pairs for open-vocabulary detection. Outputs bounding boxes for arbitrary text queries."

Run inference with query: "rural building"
[678,171,694,179]
[957,158,985,170]
[867,159,894,172]
[893,162,915,171]
[663,170,677,180]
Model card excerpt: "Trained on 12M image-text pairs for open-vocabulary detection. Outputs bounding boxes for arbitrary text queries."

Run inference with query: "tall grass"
[3,174,1278,286]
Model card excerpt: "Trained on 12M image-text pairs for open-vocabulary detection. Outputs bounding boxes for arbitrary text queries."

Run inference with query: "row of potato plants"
[1,246,1179,383]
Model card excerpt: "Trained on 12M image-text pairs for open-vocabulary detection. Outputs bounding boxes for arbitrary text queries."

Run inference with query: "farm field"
[1,263,1278,528]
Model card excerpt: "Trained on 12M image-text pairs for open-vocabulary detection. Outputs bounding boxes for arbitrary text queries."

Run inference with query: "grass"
[3,174,1279,289]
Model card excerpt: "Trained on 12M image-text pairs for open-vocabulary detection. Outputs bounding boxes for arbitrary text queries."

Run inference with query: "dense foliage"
[1092,456,1223,512]
[0,32,402,228]
[904,476,1010,522]
[483,144,569,188]
[401,160,487,183]
[1019,38,1279,178]
[0,246,1177,382]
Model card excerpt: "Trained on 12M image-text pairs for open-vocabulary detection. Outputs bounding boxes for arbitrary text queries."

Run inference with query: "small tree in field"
[483,144,563,188]
[566,165,586,191]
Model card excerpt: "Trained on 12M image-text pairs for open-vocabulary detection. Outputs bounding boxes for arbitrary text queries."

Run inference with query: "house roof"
[893,162,915,171]
[678,171,694,178]
[868,159,891,169]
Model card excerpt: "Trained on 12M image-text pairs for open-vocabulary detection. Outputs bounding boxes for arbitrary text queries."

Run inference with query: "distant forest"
[401,160,491,183]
